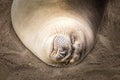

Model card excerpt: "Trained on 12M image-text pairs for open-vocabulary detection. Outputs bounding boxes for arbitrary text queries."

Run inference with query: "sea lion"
[11,0,106,66]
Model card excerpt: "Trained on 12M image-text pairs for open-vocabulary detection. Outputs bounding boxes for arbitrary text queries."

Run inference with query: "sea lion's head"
[40,17,93,67]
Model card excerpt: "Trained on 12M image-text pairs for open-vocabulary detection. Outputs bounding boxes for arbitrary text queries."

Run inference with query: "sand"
[0,0,120,80]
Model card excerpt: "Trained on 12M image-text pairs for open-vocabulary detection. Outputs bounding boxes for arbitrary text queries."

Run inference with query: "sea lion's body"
[11,0,105,66]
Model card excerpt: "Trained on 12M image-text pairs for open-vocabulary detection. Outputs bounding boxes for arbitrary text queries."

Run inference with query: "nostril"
[59,51,67,57]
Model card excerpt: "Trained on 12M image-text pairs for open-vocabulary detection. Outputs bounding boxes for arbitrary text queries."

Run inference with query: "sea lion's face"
[50,35,73,64]
[45,31,85,66]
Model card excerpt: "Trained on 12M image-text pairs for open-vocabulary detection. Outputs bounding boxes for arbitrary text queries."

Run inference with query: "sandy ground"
[0,0,120,80]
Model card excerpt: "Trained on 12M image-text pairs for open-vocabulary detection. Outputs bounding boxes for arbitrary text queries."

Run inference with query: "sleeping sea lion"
[11,0,106,66]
